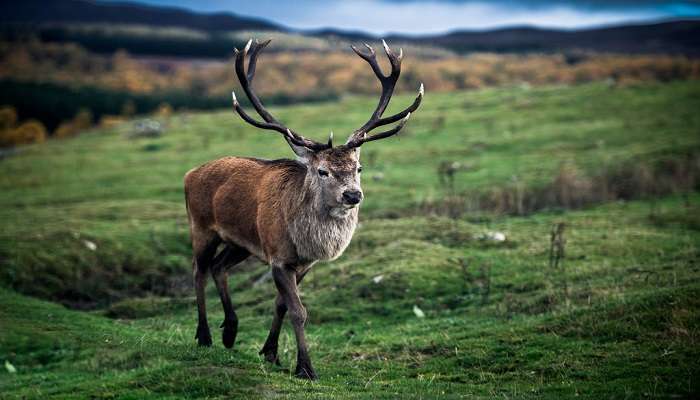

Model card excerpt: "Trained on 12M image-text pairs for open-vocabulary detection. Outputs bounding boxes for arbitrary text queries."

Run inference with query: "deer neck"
[286,170,359,262]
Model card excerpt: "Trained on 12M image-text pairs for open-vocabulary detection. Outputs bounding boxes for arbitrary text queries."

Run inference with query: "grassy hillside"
[1,81,698,303]
[1,81,699,398]
[1,196,698,398]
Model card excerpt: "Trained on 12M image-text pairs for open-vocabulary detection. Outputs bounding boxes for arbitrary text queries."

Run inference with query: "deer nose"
[342,190,363,205]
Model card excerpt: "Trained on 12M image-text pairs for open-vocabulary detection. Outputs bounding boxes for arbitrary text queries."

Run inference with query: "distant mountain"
[318,20,700,56]
[0,0,281,32]
[402,20,700,55]
[1,0,699,57]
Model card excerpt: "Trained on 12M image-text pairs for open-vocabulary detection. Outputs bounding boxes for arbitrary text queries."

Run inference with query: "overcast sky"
[110,0,700,35]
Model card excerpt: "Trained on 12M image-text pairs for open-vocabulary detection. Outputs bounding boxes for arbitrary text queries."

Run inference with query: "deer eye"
[357,166,363,173]
[318,168,329,177]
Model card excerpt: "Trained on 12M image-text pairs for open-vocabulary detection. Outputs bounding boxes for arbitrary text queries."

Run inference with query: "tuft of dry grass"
[423,152,700,216]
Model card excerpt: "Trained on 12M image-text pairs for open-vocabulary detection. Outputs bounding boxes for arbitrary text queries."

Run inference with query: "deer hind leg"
[259,293,286,366]
[271,265,317,380]
[211,244,250,348]
[192,231,220,347]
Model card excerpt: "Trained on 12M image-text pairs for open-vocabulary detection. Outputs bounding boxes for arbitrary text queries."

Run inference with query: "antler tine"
[234,39,277,124]
[351,44,383,79]
[363,112,411,143]
[246,39,271,82]
[345,40,423,148]
[345,113,412,148]
[231,92,328,151]
[231,39,330,152]
[381,39,401,72]
[231,91,286,134]
[352,40,407,132]
[373,82,423,126]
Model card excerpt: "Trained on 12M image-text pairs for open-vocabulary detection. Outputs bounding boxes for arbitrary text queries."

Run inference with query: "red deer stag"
[184,39,423,380]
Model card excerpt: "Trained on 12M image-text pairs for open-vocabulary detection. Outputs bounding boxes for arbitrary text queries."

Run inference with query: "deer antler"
[231,39,331,152]
[344,40,424,149]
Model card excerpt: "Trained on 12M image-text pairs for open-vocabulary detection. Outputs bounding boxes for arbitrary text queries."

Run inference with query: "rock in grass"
[478,231,506,242]
[5,360,16,373]
[129,119,163,138]
[413,305,425,318]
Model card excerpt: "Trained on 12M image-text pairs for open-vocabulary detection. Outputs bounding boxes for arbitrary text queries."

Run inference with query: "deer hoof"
[221,320,238,349]
[294,365,318,380]
[259,346,282,366]
[195,324,212,347]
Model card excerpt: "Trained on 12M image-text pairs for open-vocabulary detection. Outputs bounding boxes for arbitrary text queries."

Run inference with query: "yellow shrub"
[99,115,127,128]
[155,102,173,118]
[54,109,94,139]
[54,121,78,138]
[0,106,18,131]
[73,108,93,130]
[3,120,47,145]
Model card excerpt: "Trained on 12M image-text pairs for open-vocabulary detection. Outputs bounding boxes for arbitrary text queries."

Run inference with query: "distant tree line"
[38,28,238,58]
[1,37,697,145]
[0,79,339,141]
[0,79,227,133]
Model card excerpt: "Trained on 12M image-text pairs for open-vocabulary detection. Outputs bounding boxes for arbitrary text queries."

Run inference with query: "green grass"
[1,196,699,398]
[1,81,700,398]
[1,81,699,303]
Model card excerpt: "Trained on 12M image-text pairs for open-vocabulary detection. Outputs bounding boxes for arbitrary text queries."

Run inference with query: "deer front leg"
[261,267,311,368]
[272,265,317,380]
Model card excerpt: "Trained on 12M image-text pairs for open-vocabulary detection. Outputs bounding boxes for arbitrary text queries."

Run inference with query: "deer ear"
[285,137,314,161]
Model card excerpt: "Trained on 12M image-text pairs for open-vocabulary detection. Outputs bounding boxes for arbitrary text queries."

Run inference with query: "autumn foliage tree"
[54,108,94,139]
[0,106,47,146]
[1,38,700,140]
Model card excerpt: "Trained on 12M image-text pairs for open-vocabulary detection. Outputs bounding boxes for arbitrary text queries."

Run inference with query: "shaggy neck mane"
[276,160,358,262]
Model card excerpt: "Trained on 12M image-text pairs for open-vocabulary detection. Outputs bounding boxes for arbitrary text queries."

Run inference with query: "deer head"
[230,39,424,215]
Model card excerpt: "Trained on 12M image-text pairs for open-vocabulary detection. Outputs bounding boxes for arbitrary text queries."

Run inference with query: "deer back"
[185,156,357,265]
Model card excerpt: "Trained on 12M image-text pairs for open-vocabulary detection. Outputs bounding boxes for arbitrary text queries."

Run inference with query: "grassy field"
[1,81,699,398]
